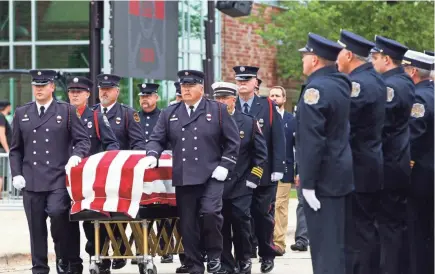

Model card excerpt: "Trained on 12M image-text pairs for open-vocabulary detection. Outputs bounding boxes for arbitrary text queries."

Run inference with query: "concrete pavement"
[0,199,313,273]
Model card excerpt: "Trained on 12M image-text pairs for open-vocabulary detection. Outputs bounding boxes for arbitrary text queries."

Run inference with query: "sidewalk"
[0,199,312,273]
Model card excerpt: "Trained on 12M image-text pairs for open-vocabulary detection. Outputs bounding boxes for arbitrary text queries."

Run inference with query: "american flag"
[66,150,174,218]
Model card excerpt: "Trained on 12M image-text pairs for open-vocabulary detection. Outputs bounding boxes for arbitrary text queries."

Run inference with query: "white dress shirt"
[101,102,116,114]
[185,98,202,116]
[36,98,53,116]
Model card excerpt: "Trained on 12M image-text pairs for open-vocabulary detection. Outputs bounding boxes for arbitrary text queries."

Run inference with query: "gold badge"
[133,112,140,122]
[411,103,425,118]
[303,88,320,105]
[240,131,245,139]
[76,109,81,118]
[351,82,361,98]
[386,87,394,102]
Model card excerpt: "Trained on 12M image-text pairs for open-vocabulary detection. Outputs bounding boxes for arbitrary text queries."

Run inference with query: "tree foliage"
[250,1,434,81]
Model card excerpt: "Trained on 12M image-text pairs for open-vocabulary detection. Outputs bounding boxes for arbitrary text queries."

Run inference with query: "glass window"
[36,0,90,40]
[0,47,9,69]
[14,1,32,41]
[0,1,8,42]
[189,53,203,70]
[14,46,31,69]
[0,72,32,108]
[36,45,90,69]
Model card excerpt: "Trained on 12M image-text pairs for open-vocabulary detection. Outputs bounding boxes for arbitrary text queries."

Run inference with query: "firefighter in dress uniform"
[402,50,434,274]
[335,30,386,274]
[370,35,415,274]
[140,70,240,274]
[66,76,120,274]
[295,33,354,274]
[212,81,268,274]
[9,70,91,274]
[233,65,286,273]
[92,74,147,270]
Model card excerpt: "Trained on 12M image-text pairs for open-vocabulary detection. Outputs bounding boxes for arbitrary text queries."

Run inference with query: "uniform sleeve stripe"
[222,156,237,164]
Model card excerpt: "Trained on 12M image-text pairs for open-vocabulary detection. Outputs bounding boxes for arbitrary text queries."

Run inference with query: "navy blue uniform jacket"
[295,66,354,197]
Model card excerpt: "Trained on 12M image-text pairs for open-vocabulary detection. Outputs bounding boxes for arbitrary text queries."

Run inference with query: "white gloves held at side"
[302,189,321,211]
[246,181,257,189]
[212,166,228,181]
[271,172,284,182]
[13,175,26,190]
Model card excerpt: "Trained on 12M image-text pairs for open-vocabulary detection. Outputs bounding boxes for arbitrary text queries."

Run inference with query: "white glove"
[302,189,321,211]
[271,172,284,182]
[246,181,257,189]
[12,175,26,190]
[211,166,229,181]
[67,155,82,168]
[138,156,158,169]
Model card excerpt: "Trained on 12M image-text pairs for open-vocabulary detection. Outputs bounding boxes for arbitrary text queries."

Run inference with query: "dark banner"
[112,0,178,80]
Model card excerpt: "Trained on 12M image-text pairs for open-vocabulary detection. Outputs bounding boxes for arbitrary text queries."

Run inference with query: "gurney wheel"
[138,263,157,274]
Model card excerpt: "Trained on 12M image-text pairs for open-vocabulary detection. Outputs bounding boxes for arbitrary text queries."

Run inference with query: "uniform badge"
[351,82,361,98]
[133,112,140,122]
[56,115,62,124]
[240,131,245,139]
[22,113,29,122]
[37,71,41,75]
[142,84,146,88]
[240,66,245,72]
[410,103,425,118]
[104,76,108,80]
[116,117,121,124]
[185,71,189,76]
[258,118,264,128]
[73,77,79,83]
[303,88,320,105]
[87,121,93,128]
[206,113,212,121]
[76,109,81,118]
[103,115,110,127]
[386,87,394,102]
[227,105,232,115]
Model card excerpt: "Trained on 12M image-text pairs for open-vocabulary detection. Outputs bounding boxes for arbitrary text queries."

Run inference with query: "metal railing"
[0,152,23,210]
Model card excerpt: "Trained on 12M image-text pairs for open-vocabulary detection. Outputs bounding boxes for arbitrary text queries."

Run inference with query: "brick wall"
[220,3,298,109]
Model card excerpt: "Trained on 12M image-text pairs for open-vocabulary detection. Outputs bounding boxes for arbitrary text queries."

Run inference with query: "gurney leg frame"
[138,220,157,274]
[89,221,101,274]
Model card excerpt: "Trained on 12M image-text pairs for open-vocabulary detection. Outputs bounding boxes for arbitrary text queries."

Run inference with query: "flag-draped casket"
[66,150,174,218]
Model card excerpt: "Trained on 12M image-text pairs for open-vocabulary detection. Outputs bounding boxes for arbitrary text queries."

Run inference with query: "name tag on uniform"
[22,118,29,122]
[170,118,178,121]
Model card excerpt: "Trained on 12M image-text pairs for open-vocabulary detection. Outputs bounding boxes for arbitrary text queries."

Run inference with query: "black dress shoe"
[111,259,126,269]
[175,264,190,273]
[238,260,252,274]
[201,253,208,262]
[290,242,308,251]
[215,269,236,274]
[260,259,274,273]
[161,254,173,263]
[56,259,68,274]
[207,258,221,273]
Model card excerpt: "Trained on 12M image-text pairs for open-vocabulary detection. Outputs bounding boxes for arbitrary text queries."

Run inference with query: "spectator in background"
[0,100,11,199]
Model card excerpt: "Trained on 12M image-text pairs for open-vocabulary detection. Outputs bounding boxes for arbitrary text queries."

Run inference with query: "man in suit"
[212,81,268,274]
[268,86,296,255]
[296,33,354,274]
[9,70,91,274]
[92,74,147,270]
[403,50,434,274]
[234,65,286,273]
[335,30,386,274]
[140,70,240,274]
[67,76,120,274]
[371,35,415,274]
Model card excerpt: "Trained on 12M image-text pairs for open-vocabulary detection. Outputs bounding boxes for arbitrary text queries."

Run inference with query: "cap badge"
[142,84,146,88]
[37,71,41,75]
[73,77,79,83]
[104,76,108,80]
[240,66,245,72]
[185,71,189,76]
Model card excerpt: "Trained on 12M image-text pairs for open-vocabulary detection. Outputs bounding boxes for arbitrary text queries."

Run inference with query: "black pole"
[89,0,104,106]
[203,1,215,98]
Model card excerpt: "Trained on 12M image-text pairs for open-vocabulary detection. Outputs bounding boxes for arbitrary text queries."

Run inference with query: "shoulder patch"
[133,112,140,122]
[303,88,320,105]
[386,87,395,102]
[351,82,361,98]
[411,103,425,118]
[103,115,111,127]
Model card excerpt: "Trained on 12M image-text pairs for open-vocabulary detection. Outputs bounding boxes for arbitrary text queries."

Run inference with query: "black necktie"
[243,103,249,114]
[103,107,108,115]
[189,106,194,116]
[39,106,45,118]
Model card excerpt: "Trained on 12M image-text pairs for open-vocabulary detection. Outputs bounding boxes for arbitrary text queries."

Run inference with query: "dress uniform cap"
[96,74,121,88]
[137,83,159,95]
[67,76,93,92]
[174,82,182,96]
[338,30,375,57]
[29,70,57,86]
[0,100,10,108]
[402,49,435,71]
[233,66,259,81]
[177,70,204,85]
[298,33,343,61]
[212,82,238,97]
[424,50,434,56]
[370,35,408,61]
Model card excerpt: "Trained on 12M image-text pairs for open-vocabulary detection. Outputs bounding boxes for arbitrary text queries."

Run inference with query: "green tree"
[249,1,434,82]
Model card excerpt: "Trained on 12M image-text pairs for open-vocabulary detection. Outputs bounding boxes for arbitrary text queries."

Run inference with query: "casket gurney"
[67,150,182,274]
